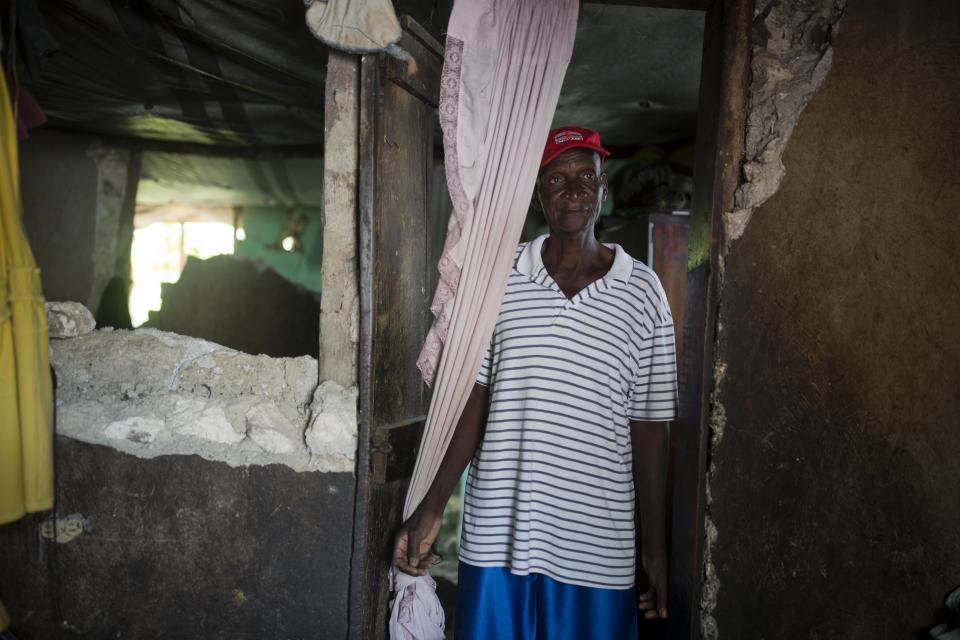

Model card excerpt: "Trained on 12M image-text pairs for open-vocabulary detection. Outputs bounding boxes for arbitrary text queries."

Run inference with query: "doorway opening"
[430,4,706,635]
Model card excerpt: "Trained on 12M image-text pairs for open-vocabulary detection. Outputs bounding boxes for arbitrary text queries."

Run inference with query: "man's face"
[536,149,607,236]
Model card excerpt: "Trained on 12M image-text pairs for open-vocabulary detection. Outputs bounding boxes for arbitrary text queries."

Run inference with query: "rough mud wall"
[706,0,960,638]
[0,439,354,639]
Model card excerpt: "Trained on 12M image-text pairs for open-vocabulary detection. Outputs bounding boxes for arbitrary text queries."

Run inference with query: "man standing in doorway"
[393,126,677,639]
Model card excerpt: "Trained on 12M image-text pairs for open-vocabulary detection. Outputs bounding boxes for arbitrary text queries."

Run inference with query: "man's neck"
[541,233,610,275]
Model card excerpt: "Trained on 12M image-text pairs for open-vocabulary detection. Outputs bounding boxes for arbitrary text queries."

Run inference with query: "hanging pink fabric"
[389,2,578,637]
[410,0,578,512]
[388,571,445,640]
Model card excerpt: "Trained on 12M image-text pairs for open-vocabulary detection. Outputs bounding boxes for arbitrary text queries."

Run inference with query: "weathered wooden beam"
[319,52,361,387]
[668,0,752,638]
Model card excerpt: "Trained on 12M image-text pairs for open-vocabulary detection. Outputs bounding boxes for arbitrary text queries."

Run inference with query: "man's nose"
[562,182,588,201]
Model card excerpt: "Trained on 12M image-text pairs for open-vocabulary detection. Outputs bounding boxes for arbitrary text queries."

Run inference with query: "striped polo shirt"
[459,234,678,590]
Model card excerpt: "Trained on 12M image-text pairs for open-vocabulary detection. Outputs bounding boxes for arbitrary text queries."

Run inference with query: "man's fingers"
[638,588,656,610]
[393,533,421,576]
[392,532,408,566]
[638,587,668,618]
[407,533,422,568]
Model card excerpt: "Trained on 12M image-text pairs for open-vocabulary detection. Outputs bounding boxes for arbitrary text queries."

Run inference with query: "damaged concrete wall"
[21,130,138,313]
[706,0,960,637]
[51,325,357,472]
[0,310,360,638]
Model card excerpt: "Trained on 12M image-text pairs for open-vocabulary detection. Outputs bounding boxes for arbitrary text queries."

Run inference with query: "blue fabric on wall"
[455,562,638,640]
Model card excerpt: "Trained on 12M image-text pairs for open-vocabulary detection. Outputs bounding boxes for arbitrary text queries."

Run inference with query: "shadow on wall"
[145,254,321,358]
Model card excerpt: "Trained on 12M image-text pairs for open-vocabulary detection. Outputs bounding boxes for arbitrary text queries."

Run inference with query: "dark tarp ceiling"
[7,1,704,150]
[16,0,329,148]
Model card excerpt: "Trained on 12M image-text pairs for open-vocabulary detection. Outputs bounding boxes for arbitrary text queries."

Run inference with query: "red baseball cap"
[540,126,610,168]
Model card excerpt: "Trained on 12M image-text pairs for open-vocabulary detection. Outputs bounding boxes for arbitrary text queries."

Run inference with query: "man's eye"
[583,172,595,180]
[549,176,562,184]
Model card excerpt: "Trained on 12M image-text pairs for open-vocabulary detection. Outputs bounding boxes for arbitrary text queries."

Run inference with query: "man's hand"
[638,551,668,619]
[392,505,443,576]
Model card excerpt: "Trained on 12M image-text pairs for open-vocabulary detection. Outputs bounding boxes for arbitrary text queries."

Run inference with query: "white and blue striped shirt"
[459,234,678,589]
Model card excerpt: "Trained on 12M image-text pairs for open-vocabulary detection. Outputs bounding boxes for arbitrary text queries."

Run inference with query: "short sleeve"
[627,283,678,422]
[475,338,494,387]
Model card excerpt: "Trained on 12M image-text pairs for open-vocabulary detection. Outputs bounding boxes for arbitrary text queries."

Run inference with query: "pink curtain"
[407,0,579,520]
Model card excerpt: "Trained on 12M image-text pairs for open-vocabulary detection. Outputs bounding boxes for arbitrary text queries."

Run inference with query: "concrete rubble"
[50,326,358,473]
[46,301,97,338]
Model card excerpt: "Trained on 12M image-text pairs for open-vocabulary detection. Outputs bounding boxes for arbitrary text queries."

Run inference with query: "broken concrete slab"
[46,301,97,338]
[305,380,358,469]
[50,328,358,472]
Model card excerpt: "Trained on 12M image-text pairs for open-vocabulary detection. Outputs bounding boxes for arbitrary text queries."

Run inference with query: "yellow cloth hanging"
[0,65,53,525]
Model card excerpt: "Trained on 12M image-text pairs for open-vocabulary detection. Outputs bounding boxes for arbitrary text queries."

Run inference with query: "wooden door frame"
[585,0,751,637]
[348,18,445,639]
[345,1,752,637]
[666,1,750,638]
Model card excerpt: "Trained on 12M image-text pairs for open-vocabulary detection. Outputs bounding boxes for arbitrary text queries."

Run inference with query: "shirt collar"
[516,234,633,285]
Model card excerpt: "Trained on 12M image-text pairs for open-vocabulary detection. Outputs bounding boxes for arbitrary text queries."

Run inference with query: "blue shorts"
[455,562,638,640]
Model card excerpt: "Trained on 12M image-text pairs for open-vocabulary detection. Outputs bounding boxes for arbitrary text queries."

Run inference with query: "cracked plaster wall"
[705,0,960,638]
[51,326,358,473]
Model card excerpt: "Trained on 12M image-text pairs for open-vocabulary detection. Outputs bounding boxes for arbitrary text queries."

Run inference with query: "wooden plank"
[369,64,433,432]
[387,29,442,107]
[361,480,407,639]
[667,0,752,638]
[348,51,379,640]
[376,420,427,484]
[651,217,690,360]
[400,15,444,57]
[353,16,443,638]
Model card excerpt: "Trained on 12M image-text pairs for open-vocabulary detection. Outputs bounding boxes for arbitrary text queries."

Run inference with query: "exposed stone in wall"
[51,328,358,473]
[724,0,846,246]
[46,301,96,338]
[305,380,359,468]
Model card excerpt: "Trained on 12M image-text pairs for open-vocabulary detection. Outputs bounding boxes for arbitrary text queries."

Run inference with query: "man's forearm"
[417,382,490,515]
[631,420,670,556]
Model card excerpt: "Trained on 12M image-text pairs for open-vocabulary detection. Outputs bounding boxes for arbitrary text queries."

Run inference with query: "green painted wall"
[234,206,323,293]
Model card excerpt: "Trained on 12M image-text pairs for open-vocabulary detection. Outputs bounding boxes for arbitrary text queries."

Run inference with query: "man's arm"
[632,419,670,619]
[392,382,490,576]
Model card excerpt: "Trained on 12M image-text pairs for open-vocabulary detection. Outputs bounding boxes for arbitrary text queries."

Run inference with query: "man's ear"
[600,173,609,202]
